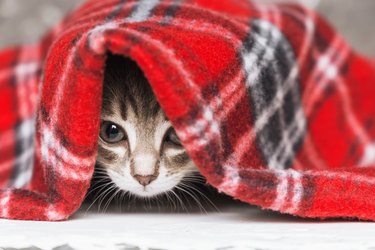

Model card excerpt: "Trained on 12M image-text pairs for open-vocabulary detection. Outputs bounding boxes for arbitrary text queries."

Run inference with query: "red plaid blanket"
[0,0,375,221]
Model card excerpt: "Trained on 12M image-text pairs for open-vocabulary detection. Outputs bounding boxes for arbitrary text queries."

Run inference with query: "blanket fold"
[1,0,375,221]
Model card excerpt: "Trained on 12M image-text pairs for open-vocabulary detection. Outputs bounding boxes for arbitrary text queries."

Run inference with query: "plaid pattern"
[0,0,375,221]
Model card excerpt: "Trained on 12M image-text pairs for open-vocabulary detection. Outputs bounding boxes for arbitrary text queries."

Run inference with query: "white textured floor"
[0,203,374,250]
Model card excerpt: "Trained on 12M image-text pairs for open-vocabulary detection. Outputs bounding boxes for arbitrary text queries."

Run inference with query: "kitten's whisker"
[169,189,188,212]
[93,168,109,174]
[92,172,110,177]
[175,185,207,213]
[119,191,127,212]
[85,182,110,198]
[93,168,108,172]
[91,175,110,180]
[182,176,204,180]
[98,186,117,213]
[181,177,206,184]
[93,187,112,213]
[165,191,177,212]
[128,192,135,211]
[181,170,202,175]
[104,188,121,212]
[182,175,206,181]
[85,182,113,214]
[179,182,220,212]
[97,184,117,213]
[175,189,191,212]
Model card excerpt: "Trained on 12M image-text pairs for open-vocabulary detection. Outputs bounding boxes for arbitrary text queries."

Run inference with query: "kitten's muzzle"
[130,154,160,186]
[133,174,158,186]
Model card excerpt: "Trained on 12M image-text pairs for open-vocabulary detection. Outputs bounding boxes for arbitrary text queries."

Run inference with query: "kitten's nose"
[133,174,157,186]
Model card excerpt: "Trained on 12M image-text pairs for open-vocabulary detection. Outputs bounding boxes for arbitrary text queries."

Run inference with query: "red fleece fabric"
[0,0,375,221]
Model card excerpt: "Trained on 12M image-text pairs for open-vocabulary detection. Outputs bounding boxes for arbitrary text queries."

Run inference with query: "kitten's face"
[96,55,197,198]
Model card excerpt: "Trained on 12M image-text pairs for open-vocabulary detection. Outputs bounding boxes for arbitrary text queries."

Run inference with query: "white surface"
[0,203,374,250]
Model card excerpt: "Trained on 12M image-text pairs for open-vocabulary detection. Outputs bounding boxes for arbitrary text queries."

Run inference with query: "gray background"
[0,0,374,57]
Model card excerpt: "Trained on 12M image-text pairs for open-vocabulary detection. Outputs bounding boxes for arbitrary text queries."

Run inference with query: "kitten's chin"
[124,180,181,198]
[128,188,166,198]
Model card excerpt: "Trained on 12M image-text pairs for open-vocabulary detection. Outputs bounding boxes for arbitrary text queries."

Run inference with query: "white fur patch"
[133,154,157,176]
[124,121,137,152]
[154,121,171,149]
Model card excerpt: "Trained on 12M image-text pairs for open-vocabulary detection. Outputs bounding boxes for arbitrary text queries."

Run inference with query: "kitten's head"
[96,55,197,197]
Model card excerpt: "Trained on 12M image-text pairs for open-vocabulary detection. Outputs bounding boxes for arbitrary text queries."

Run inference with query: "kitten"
[93,54,199,199]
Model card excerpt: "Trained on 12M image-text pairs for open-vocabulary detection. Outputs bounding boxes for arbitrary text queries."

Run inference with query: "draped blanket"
[1,0,375,221]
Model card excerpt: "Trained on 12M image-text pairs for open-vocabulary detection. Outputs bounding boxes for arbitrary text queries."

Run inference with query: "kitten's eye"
[165,128,182,147]
[100,121,126,144]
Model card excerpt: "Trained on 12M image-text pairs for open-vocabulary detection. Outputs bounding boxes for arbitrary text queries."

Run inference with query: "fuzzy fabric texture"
[0,0,375,221]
